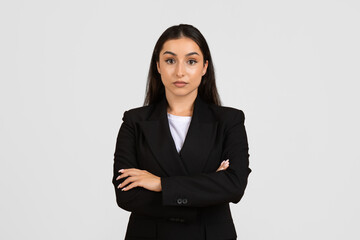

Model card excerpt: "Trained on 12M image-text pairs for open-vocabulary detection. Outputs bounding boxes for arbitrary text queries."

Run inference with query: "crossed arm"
[115,159,230,192]
[112,110,251,220]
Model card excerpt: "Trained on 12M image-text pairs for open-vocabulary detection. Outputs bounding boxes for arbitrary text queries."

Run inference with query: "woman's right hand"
[216,159,230,172]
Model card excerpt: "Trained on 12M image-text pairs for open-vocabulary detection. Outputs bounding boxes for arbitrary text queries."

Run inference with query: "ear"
[202,60,209,76]
[156,61,161,74]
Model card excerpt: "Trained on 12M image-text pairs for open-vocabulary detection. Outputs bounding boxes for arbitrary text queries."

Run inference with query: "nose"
[176,62,185,78]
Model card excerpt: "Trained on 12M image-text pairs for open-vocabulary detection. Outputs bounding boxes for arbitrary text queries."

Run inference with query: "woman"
[112,24,251,240]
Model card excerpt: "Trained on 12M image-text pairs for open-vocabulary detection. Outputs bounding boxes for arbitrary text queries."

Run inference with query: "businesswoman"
[112,24,251,240]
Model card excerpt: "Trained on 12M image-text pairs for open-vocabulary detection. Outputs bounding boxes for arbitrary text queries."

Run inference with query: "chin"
[168,88,198,98]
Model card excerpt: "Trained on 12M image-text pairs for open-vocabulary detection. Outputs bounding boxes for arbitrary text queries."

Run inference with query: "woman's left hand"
[116,168,162,192]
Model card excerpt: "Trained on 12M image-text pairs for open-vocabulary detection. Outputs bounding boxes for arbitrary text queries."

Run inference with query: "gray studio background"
[1,0,359,239]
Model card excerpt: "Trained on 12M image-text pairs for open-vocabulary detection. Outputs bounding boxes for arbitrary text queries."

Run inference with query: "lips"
[173,81,187,87]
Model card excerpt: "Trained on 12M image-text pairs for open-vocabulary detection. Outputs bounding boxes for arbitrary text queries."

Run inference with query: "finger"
[116,174,125,180]
[116,173,131,180]
[219,159,229,165]
[118,168,139,173]
[118,178,131,189]
[117,169,142,179]
[117,176,137,189]
[219,162,230,171]
[116,172,134,180]
[218,160,227,167]
[216,163,223,171]
[122,182,139,191]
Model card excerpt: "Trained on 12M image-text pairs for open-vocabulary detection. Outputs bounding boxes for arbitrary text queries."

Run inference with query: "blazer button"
[183,198,188,204]
[177,198,183,205]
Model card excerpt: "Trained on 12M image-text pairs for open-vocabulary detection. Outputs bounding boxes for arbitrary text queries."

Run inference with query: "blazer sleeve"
[112,110,198,222]
[161,110,251,208]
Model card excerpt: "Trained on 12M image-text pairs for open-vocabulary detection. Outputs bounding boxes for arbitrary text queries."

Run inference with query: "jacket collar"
[139,93,218,176]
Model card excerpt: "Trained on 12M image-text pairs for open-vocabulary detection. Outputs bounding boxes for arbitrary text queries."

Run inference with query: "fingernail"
[122,187,126,191]
[119,169,124,173]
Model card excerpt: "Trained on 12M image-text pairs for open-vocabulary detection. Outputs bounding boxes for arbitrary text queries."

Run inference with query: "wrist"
[158,177,162,192]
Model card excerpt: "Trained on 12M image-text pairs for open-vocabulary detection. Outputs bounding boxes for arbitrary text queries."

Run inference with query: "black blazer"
[112,93,251,240]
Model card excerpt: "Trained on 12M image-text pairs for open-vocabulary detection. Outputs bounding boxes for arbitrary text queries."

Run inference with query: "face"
[156,37,208,99]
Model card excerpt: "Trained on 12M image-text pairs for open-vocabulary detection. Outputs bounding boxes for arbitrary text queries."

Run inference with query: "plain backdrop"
[1,0,359,239]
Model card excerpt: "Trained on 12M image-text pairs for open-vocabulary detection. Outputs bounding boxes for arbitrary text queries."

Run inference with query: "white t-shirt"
[167,112,192,153]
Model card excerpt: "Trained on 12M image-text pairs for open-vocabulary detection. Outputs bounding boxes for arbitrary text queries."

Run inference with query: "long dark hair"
[143,24,221,106]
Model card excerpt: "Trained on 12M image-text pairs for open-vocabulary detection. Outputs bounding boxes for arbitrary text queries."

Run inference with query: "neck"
[165,90,197,116]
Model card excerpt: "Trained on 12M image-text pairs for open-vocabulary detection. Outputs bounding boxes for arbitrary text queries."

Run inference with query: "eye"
[188,59,197,65]
[165,59,175,64]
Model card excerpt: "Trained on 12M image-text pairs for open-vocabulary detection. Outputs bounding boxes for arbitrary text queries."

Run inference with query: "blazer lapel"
[138,93,218,176]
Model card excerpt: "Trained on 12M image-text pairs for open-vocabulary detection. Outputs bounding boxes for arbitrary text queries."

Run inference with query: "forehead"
[161,38,202,56]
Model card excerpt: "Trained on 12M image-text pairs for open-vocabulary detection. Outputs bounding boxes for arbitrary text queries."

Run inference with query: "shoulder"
[207,104,247,137]
[121,105,153,123]
[209,104,245,124]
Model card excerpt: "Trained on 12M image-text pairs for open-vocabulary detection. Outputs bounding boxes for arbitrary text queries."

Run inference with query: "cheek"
[161,71,172,83]
[161,66,174,77]
[189,68,204,79]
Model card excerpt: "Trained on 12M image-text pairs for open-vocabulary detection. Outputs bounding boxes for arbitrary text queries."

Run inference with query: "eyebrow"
[163,51,200,57]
